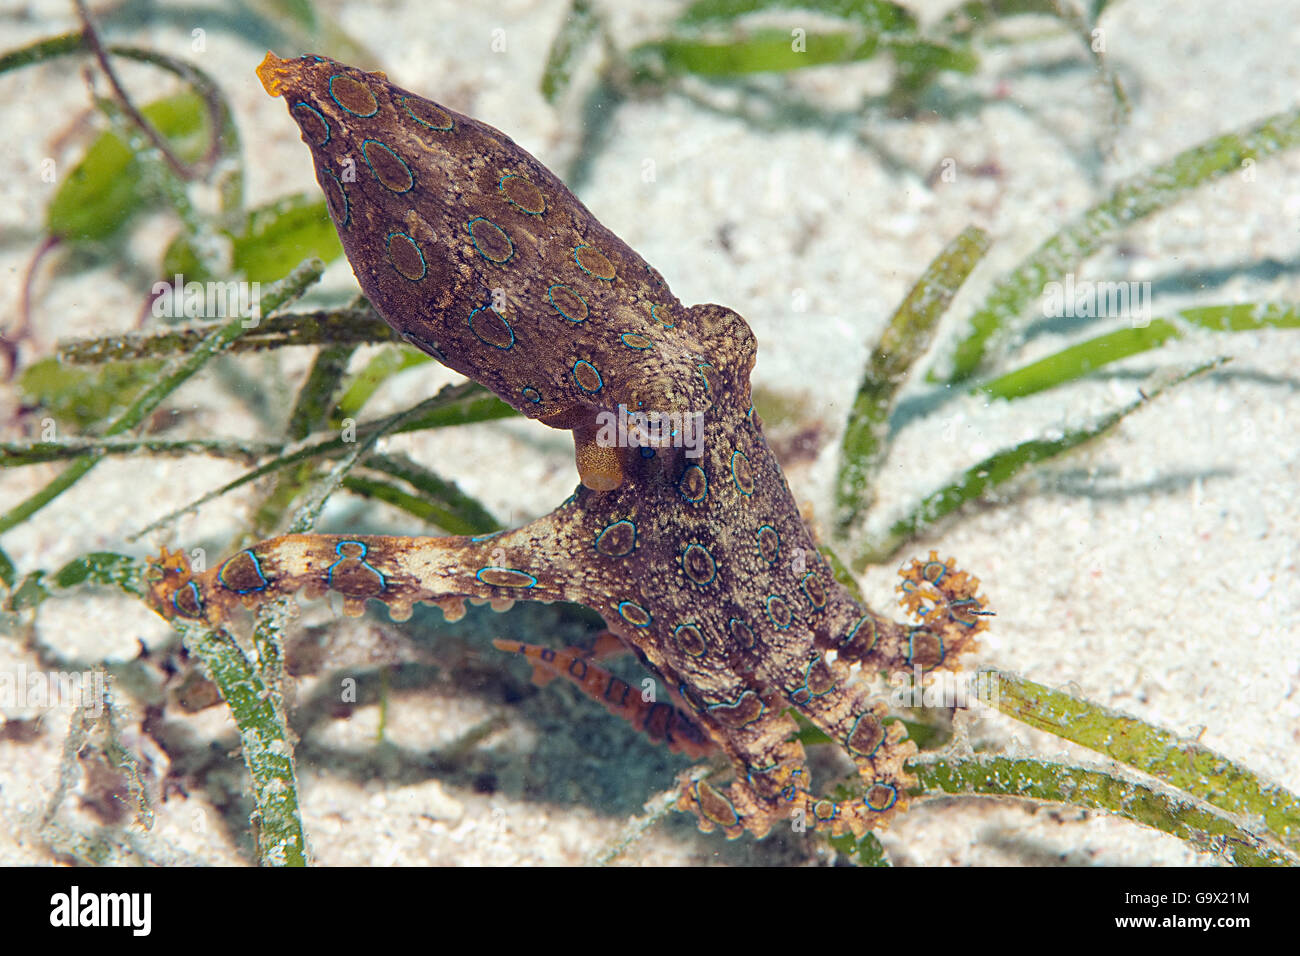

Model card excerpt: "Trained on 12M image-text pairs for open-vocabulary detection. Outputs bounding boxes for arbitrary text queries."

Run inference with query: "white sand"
[1,0,1297,865]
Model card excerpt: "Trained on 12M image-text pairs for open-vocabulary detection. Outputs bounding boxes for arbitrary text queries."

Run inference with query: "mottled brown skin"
[147,53,991,840]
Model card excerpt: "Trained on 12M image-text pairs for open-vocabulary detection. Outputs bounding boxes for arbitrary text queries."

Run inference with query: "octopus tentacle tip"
[255,51,293,97]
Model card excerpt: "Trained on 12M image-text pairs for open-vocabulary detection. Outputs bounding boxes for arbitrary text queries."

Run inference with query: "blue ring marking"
[546,284,588,323]
[866,783,899,813]
[692,781,739,826]
[744,760,781,791]
[841,615,877,649]
[639,446,656,459]
[218,550,268,594]
[898,576,934,617]
[498,173,545,214]
[326,540,386,591]
[678,464,708,504]
[620,332,653,350]
[617,600,651,627]
[385,231,427,280]
[847,714,885,758]
[466,216,514,263]
[361,139,414,193]
[707,691,764,727]
[727,617,755,650]
[572,360,603,393]
[787,656,835,705]
[731,450,753,496]
[777,767,806,803]
[521,386,542,404]
[321,169,350,227]
[291,101,330,145]
[172,581,204,618]
[594,519,638,556]
[948,598,991,627]
[651,303,674,329]
[756,525,780,564]
[908,628,946,667]
[681,543,717,586]
[402,95,453,130]
[572,244,614,280]
[922,560,947,584]
[765,594,793,630]
[474,566,539,589]
[673,623,707,659]
[676,681,703,712]
[800,571,826,609]
[812,799,840,822]
[469,530,502,543]
[329,74,378,116]
[467,306,515,350]
[696,363,714,392]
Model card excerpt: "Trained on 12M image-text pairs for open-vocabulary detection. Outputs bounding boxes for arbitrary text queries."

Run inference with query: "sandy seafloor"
[1,0,1298,866]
